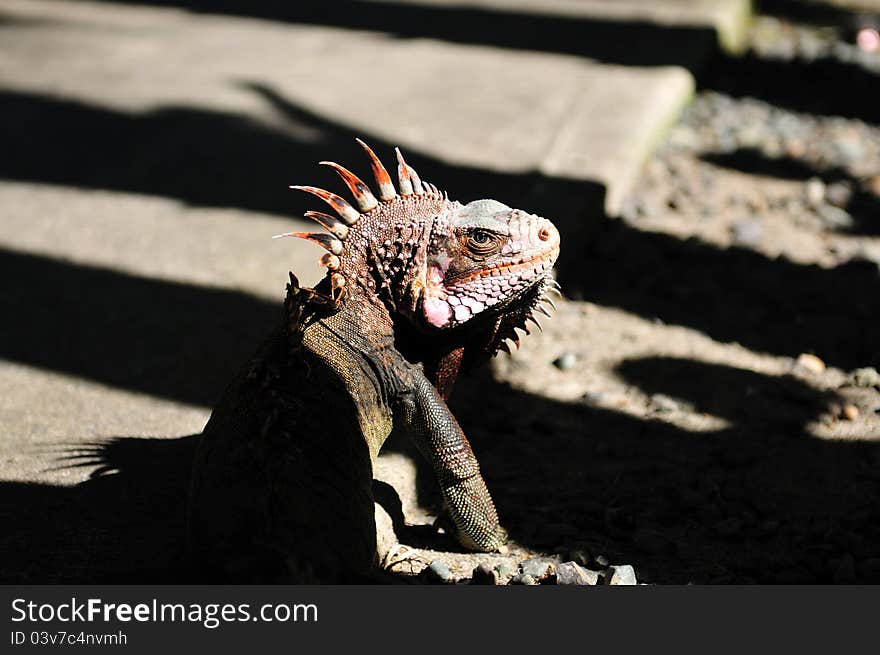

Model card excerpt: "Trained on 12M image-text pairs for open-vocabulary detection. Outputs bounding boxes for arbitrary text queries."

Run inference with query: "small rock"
[607,565,638,585]
[651,393,681,413]
[555,562,600,585]
[424,560,453,584]
[805,177,826,207]
[494,560,517,578]
[470,563,498,585]
[795,353,826,375]
[848,367,880,389]
[816,204,854,230]
[825,181,853,208]
[867,175,880,197]
[730,220,763,248]
[553,352,577,371]
[520,558,555,581]
[510,573,537,585]
[836,138,864,165]
[785,139,806,158]
[594,554,610,569]
[842,404,859,421]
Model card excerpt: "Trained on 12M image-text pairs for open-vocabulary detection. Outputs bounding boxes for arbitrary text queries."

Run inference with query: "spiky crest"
[276,139,442,308]
[275,138,560,359]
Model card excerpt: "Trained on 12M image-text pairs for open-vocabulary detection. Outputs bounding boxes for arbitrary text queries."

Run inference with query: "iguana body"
[187,141,560,582]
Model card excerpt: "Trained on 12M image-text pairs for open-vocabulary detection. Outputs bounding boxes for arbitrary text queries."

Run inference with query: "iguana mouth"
[444,249,560,286]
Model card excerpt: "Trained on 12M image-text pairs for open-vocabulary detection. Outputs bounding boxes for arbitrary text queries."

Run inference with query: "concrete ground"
[0,0,767,582]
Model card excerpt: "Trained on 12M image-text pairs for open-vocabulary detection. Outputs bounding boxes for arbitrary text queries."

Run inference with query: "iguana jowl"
[187,140,560,581]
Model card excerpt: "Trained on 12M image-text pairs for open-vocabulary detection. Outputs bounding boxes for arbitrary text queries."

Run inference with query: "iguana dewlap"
[187,140,560,582]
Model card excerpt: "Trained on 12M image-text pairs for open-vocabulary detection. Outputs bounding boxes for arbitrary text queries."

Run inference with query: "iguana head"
[279,139,560,354]
[419,198,560,332]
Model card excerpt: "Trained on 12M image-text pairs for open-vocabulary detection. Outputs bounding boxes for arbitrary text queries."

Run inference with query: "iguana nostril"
[538,226,552,241]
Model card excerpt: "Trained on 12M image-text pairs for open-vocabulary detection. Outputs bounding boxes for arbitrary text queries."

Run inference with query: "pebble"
[795,353,826,375]
[520,558,555,581]
[842,404,859,421]
[805,177,826,207]
[424,560,453,584]
[848,367,880,389]
[553,352,577,371]
[730,220,763,248]
[825,181,853,208]
[816,203,854,230]
[555,562,600,585]
[494,560,517,578]
[594,554,610,569]
[470,563,498,585]
[607,565,638,585]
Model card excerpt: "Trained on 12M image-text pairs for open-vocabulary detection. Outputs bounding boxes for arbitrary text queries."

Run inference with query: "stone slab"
[3,0,703,215]
[0,0,723,576]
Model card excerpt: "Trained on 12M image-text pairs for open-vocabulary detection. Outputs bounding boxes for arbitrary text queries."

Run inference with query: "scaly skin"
[187,141,560,581]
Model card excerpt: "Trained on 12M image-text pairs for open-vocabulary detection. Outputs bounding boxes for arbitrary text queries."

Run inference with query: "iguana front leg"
[395,368,507,552]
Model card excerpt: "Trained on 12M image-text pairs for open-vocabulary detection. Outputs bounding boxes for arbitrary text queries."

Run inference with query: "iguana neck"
[335,194,453,320]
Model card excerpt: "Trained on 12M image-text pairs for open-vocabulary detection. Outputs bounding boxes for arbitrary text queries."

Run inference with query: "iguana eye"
[465,230,500,255]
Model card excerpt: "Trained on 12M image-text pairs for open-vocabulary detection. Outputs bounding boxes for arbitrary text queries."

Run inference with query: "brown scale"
[275,139,442,309]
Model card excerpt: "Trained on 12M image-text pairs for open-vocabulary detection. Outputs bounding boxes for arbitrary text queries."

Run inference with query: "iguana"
[186,140,560,582]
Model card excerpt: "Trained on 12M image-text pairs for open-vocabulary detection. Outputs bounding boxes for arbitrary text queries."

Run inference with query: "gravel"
[553,352,578,371]
[848,367,880,388]
[385,7,880,587]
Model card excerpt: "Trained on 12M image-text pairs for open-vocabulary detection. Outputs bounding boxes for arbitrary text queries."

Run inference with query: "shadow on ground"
[1,84,877,412]
[85,0,718,70]
[3,5,880,584]
[2,358,879,584]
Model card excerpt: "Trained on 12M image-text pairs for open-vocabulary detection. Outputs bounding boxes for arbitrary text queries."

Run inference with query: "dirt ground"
[378,10,880,584]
